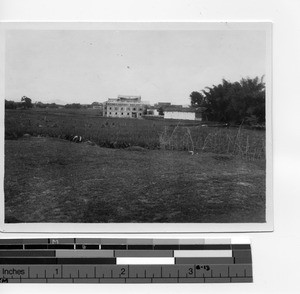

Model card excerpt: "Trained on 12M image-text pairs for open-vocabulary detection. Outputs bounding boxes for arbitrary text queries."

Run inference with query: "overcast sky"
[5,29,266,105]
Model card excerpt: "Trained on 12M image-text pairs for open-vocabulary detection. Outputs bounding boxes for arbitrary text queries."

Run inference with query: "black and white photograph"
[2,23,272,230]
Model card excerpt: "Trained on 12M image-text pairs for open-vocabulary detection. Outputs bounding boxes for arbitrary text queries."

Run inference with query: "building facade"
[164,107,196,120]
[146,106,159,116]
[103,95,148,118]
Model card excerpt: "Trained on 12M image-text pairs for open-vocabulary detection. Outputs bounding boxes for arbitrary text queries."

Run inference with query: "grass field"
[4,109,266,223]
[5,108,265,159]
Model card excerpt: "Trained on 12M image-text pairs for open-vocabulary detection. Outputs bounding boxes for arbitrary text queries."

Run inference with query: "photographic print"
[1,23,272,231]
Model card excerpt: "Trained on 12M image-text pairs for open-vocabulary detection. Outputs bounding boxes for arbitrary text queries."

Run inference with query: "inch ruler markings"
[0,238,252,283]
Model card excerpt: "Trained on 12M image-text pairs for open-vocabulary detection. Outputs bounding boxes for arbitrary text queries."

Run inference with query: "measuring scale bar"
[0,264,253,283]
[0,238,253,283]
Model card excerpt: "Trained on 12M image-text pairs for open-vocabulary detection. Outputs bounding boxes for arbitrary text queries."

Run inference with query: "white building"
[103,95,149,118]
[146,107,159,116]
[164,107,196,121]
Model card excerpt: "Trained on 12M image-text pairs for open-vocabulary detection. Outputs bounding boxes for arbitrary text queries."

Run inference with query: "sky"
[5,29,267,106]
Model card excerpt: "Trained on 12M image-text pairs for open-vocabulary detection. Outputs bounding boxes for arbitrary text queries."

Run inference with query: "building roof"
[118,95,141,102]
[106,96,150,105]
[118,95,141,99]
[155,102,171,107]
[164,107,195,113]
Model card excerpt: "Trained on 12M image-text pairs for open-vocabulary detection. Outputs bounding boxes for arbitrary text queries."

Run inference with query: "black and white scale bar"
[0,253,251,264]
[0,257,250,265]
[0,239,250,249]
[0,239,252,283]
[0,244,240,250]
[0,244,247,250]
[0,277,253,283]
[0,258,117,264]
[0,264,253,278]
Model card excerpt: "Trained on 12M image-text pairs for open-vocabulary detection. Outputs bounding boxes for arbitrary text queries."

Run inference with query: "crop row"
[5,109,265,160]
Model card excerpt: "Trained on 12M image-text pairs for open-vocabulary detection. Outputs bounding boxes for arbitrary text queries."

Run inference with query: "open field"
[5,109,265,159]
[5,137,265,223]
[4,109,266,223]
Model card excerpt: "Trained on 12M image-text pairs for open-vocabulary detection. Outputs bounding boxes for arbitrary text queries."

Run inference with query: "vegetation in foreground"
[4,106,266,223]
[5,137,265,223]
[5,108,265,160]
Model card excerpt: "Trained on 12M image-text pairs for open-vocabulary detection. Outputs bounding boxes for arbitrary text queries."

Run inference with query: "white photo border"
[0,21,273,233]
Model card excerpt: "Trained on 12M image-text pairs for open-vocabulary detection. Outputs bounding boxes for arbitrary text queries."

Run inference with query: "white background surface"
[1,0,300,293]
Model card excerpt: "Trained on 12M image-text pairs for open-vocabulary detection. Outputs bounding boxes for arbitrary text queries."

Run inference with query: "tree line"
[5,96,33,109]
[190,76,265,125]
[5,97,102,110]
[6,76,265,126]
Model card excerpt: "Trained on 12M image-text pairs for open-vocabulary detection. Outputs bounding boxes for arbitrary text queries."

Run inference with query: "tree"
[5,100,17,109]
[48,103,58,108]
[157,106,164,116]
[36,102,47,108]
[190,91,205,108]
[21,96,33,109]
[190,76,265,125]
[65,103,82,109]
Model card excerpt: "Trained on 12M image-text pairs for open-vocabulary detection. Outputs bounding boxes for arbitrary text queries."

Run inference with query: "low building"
[103,95,149,118]
[164,106,196,120]
[146,106,159,116]
[154,102,171,108]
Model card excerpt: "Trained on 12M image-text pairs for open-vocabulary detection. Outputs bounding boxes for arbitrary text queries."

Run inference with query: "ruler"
[0,238,252,283]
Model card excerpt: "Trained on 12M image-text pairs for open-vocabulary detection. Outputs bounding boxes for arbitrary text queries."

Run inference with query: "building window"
[121,112,123,115]
[127,113,130,115]
[115,107,118,110]
[133,108,136,111]
[127,107,130,111]
[139,108,143,111]
[109,107,112,110]
[105,112,107,115]
[109,112,111,115]
[121,107,123,110]
[115,112,117,115]
[139,113,142,116]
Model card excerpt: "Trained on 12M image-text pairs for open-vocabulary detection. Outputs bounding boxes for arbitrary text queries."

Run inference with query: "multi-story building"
[103,95,149,118]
